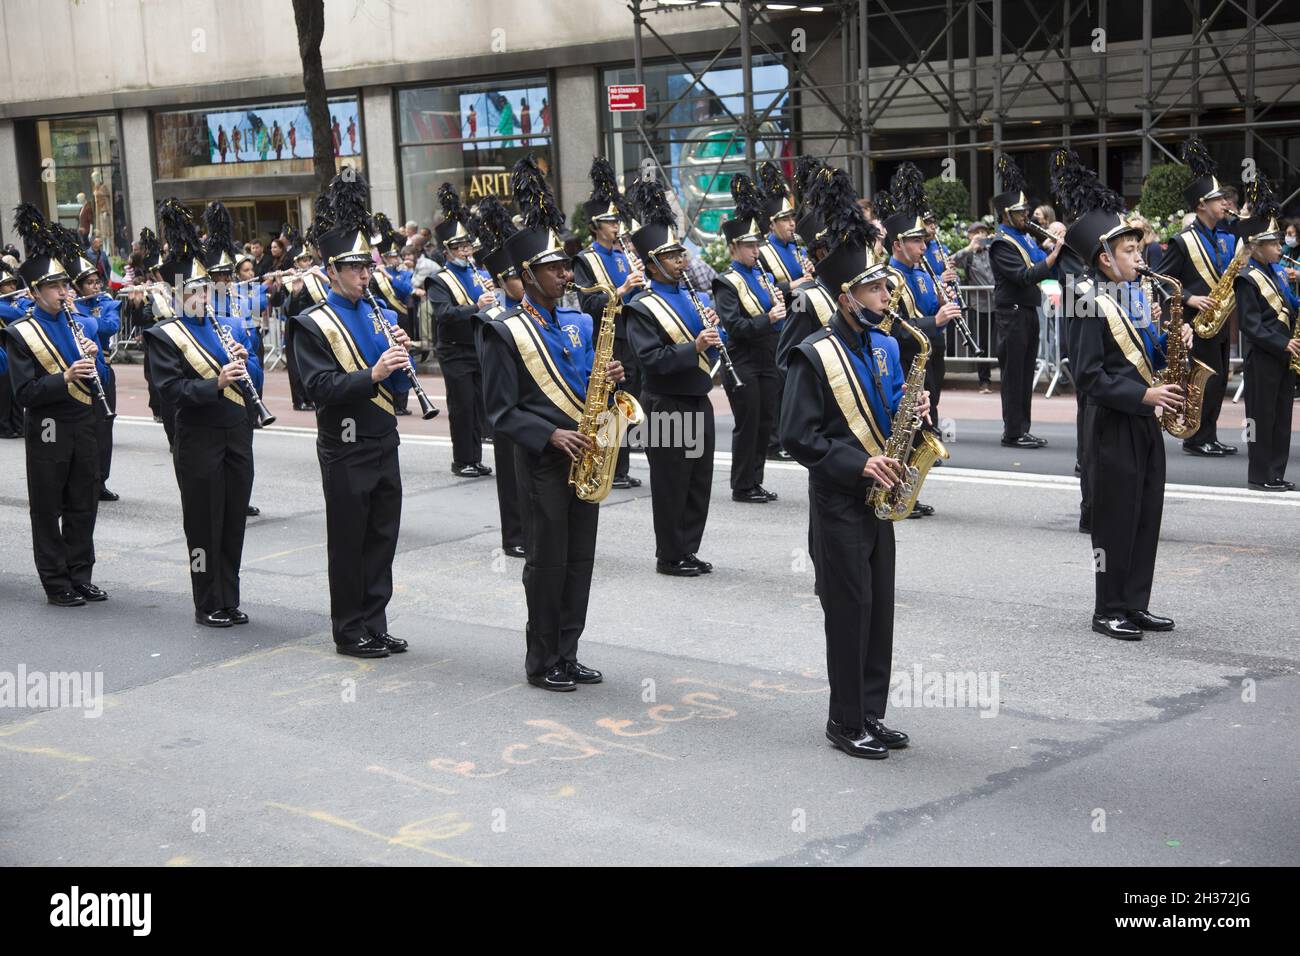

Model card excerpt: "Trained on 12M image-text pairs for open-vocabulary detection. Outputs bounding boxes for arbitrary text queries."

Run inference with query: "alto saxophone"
[567,280,645,502]
[1192,237,1249,338]
[1140,267,1214,440]
[867,312,949,521]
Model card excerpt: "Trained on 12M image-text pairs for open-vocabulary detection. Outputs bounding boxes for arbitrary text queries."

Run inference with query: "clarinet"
[918,254,983,356]
[468,254,502,308]
[681,264,743,389]
[208,307,276,426]
[63,304,115,419]
[364,290,440,420]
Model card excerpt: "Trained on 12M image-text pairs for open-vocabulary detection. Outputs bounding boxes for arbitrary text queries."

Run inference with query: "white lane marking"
[108,416,1300,508]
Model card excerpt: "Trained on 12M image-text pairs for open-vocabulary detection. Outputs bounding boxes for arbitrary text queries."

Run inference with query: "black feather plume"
[808,167,880,250]
[12,202,61,261]
[326,167,373,238]
[756,161,789,203]
[1245,172,1280,222]
[139,227,162,263]
[588,157,631,223]
[437,182,468,227]
[1073,171,1126,217]
[1181,136,1217,178]
[203,201,236,260]
[996,154,1027,193]
[730,174,767,226]
[305,192,333,248]
[1048,147,1085,220]
[872,190,897,220]
[48,223,86,269]
[793,156,826,208]
[157,198,203,261]
[370,211,396,249]
[510,156,566,232]
[627,177,676,231]
[476,195,517,250]
[889,162,927,216]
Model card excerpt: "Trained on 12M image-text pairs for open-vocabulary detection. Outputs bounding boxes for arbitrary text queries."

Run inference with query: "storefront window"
[154,96,364,181]
[602,54,790,245]
[397,76,553,229]
[39,115,127,257]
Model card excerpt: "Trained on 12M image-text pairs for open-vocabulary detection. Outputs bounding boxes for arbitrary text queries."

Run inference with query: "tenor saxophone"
[568,280,644,502]
[867,314,949,521]
[1191,238,1249,338]
[1140,267,1215,439]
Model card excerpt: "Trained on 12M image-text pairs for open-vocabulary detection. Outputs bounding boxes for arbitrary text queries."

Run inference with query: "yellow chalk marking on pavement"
[554,785,577,798]
[266,802,479,866]
[0,719,38,738]
[165,856,193,866]
[0,742,95,762]
[366,764,458,795]
[245,542,324,565]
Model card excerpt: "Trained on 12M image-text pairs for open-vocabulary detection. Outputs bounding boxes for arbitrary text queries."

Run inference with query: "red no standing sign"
[608,85,647,112]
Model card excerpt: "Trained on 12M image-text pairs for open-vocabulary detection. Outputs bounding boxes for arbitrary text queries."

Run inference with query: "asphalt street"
[1,367,1297,866]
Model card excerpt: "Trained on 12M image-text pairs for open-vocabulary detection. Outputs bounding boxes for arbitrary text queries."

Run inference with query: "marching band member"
[1233,175,1299,491]
[780,169,926,759]
[713,174,784,503]
[69,244,121,502]
[625,176,721,577]
[1065,180,1187,641]
[430,183,495,477]
[473,195,526,558]
[775,159,839,373]
[144,200,256,629]
[1154,137,1238,457]
[287,171,413,658]
[3,204,107,607]
[572,157,644,489]
[369,211,423,416]
[989,154,1061,449]
[1,260,32,439]
[756,160,805,460]
[278,217,330,412]
[480,157,624,690]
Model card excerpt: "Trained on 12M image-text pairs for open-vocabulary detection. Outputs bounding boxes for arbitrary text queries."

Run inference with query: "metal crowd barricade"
[943,284,998,377]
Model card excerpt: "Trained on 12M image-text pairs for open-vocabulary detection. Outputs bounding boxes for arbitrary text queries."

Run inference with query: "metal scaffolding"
[622,0,1300,234]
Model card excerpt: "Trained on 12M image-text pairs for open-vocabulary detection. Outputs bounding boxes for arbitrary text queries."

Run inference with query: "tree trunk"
[291,0,335,195]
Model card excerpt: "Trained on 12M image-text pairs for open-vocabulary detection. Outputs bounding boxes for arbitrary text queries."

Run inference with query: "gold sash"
[760,243,793,283]
[1178,231,1225,292]
[993,233,1034,268]
[886,267,919,317]
[720,270,767,318]
[805,285,836,327]
[158,321,245,406]
[502,313,584,424]
[1245,267,1294,330]
[12,318,92,404]
[374,270,408,315]
[436,269,472,307]
[580,249,617,289]
[1093,289,1155,386]
[303,306,394,414]
[637,293,712,374]
[810,334,886,456]
[305,271,327,304]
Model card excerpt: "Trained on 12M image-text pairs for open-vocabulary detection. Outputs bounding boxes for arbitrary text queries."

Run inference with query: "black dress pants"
[493,431,524,550]
[174,420,253,614]
[723,361,778,490]
[25,413,99,595]
[644,392,715,562]
[613,336,643,479]
[96,368,115,488]
[1243,351,1295,484]
[440,348,483,465]
[1089,408,1164,616]
[995,306,1039,438]
[0,370,22,434]
[515,443,598,678]
[317,431,402,646]
[809,481,896,728]
[1186,329,1230,446]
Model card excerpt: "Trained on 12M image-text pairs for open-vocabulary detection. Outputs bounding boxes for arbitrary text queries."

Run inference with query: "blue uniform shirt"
[323,290,411,395]
[766,233,802,282]
[833,320,904,438]
[889,255,941,316]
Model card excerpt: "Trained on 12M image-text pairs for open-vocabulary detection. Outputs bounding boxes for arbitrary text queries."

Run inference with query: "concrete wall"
[0,121,20,248]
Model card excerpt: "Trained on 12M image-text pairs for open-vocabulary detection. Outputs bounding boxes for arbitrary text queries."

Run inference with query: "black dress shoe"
[336,636,390,658]
[766,448,793,461]
[74,583,109,602]
[0,430,20,439]
[1092,615,1143,640]
[684,553,713,573]
[564,660,603,684]
[1001,435,1044,449]
[451,463,483,478]
[473,462,493,477]
[1183,441,1226,457]
[528,665,576,692]
[1023,433,1049,447]
[913,501,935,516]
[825,720,889,759]
[196,609,233,628]
[98,488,120,502]
[47,590,86,608]
[371,632,408,653]
[1248,479,1290,492]
[293,402,311,411]
[755,484,778,501]
[394,406,412,416]
[732,487,770,503]
[504,544,526,558]
[656,559,702,577]
[1127,609,1174,631]
[863,716,910,749]
[611,475,643,489]
[1283,480,1297,491]
[1214,440,1238,455]
[246,505,260,517]
[222,607,249,625]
